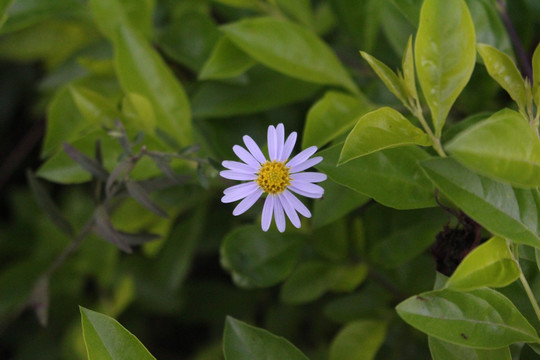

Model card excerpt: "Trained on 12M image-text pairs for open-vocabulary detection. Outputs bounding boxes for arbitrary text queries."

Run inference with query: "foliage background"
[1,0,540,359]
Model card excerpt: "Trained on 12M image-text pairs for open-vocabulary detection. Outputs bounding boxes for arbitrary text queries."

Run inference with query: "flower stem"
[410,99,447,157]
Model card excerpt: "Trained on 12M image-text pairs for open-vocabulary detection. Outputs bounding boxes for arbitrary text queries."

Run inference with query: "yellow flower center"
[256,160,291,194]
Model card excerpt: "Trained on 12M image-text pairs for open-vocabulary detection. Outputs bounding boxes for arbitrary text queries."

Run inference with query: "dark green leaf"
[94,205,132,253]
[27,276,49,327]
[429,336,512,360]
[89,0,154,40]
[125,181,168,218]
[199,37,255,80]
[330,320,387,360]
[63,142,109,181]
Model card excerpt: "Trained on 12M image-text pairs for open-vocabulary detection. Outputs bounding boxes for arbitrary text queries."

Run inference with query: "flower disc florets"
[256,161,291,194]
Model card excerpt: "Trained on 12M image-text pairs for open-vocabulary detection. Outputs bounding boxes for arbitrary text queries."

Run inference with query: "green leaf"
[192,67,320,118]
[114,25,192,147]
[303,91,372,148]
[533,42,540,108]
[0,0,14,28]
[396,287,539,348]
[445,236,520,291]
[89,0,154,40]
[220,225,304,288]
[199,37,256,80]
[125,181,168,218]
[466,0,512,57]
[221,16,359,94]
[330,320,387,360]
[80,307,156,360]
[223,316,308,360]
[415,0,476,137]
[339,107,431,164]
[211,0,260,10]
[317,143,436,209]
[121,93,157,135]
[429,336,512,360]
[402,35,418,100]
[360,51,409,106]
[446,108,540,188]
[477,44,527,111]
[421,157,540,249]
[69,85,121,128]
[330,0,379,51]
[275,0,315,29]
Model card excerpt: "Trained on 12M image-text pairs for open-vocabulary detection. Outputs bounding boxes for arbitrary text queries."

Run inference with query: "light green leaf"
[69,85,120,128]
[192,67,320,118]
[446,236,520,291]
[317,143,436,209]
[402,35,418,100]
[429,336,512,360]
[339,107,431,164]
[415,0,476,137]
[477,44,527,111]
[121,93,157,135]
[330,320,387,360]
[396,287,539,348]
[221,16,359,94]
[220,225,305,288]
[114,25,192,147]
[80,307,156,360]
[360,51,409,106]
[199,37,256,80]
[89,0,154,39]
[446,108,540,188]
[533,42,540,108]
[223,316,308,360]
[303,91,372,148]
[421,158,540,248]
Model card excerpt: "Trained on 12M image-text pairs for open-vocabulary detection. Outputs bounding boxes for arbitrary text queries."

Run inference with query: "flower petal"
[220,170,257,181]
[273,195,286,232]
[289,156,323,173]
[289,183,323,199]
[243,135,267,164]
[222,182,259,203]
[233,145,261,168]
[232,190,262,216]
[291,172,327,183]
[283,190,311,218]
[286,146,317,169]
[261,196,274,231]
[275,123,285,161]
[267,125,277,161]
[280,131,297,162]
[278,193,301,228]
[222,160,257,174]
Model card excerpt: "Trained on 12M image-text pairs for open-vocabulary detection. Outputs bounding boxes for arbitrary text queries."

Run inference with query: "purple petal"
[261,196,274,231]
[289,156,323,174]
[232,190,262,216]
[233,145,261,168]
[278,194,301,228]
[291,172,327,183]
[267,125,277,161]
[222,182,259,203]
[289,183,323,199]
[283,190,311,218]
[222,160,257,174]
[220,170,257,181]
[286,146,317,169]
[275,124,285,161]
[280,132,297,162]
[273,196,286,232]
[243,135,267,164]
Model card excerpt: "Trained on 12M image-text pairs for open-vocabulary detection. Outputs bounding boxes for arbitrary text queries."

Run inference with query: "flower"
[220,123,327,232]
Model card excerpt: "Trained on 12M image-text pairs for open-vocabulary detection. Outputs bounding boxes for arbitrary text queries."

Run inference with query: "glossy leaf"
[199,37,255,80]
[220,225,304,288]
[339,107,431,164]
[446,237,520,291]
[317,143,436,209]
[533,42,540,107]
[114,25,192,147]
[429,336,512,360]
[89,0,154,40]
[402,35,418,100]
[303,91,372,148]
[396,287,539,348]
[360,51,408,105]
[421,158,540,249]
[415,0,476,137]
[192,67,320,118]
[446,109,540,188]
[221,17,359,94]
[477,44,527,111]
[223,316,308,360]
[80,307,156,360]
[330,320,387,360]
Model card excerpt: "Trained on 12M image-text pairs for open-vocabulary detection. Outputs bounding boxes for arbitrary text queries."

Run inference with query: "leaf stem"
[512,243,540,324]
[410,99,447,157]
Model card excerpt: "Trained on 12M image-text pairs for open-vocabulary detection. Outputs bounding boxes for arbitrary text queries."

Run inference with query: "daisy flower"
[220,123,327,232]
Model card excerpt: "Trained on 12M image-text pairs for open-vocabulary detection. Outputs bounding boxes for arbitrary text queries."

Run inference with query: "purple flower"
[220,124,327,232]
